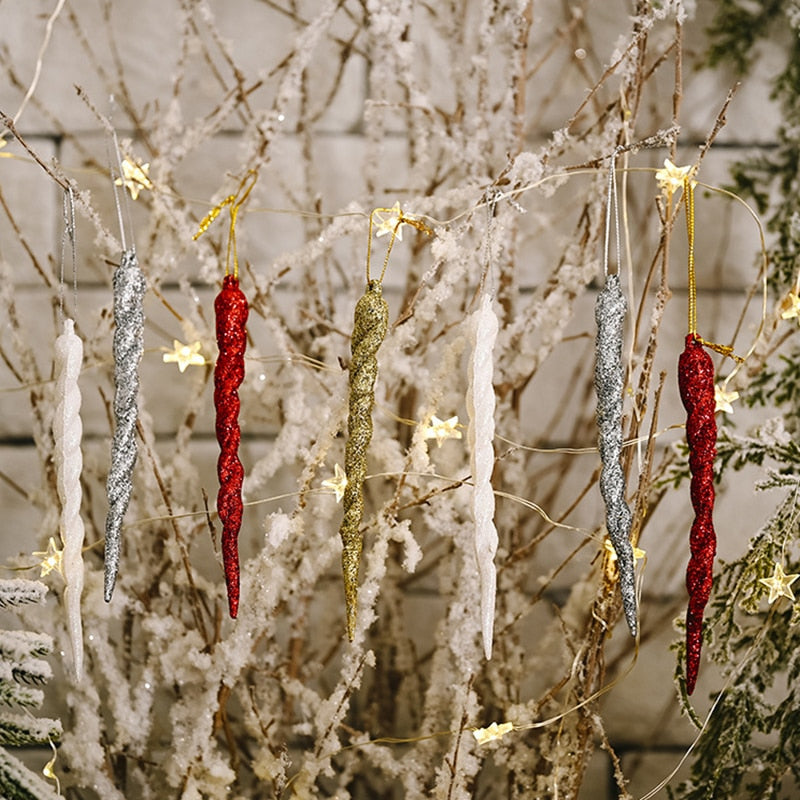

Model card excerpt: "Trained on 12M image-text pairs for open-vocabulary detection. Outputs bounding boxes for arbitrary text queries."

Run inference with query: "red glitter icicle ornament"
[677,177,742,694]
[214,275,248,617]
[194,171,257,618]
[678,333,716,695]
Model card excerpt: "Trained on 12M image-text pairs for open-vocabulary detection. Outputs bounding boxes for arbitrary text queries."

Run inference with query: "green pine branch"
[705,0,785,74]
[0,750,62,800]
[0,581,47,611]
[672,484,800,797]
[0,579,62,799]
[0,676,44,710]
[0,714,62,749]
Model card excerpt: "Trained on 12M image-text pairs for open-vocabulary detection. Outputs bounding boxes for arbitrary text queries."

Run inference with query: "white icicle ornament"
[53,318,85,680]
[466,292,499,659]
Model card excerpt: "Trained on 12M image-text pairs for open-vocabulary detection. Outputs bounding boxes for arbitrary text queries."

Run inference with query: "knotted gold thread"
[339,280,389,640]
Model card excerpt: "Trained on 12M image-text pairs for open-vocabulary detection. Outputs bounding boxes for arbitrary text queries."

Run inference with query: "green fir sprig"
[671,483,800,797]
[668,3,800,795]
[0,580,61,800]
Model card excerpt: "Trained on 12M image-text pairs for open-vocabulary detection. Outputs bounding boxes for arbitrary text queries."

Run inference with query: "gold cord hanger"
[683,176,744,363]
[193,169,259,279]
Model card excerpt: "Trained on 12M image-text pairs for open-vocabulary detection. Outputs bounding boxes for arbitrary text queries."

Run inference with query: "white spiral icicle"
[466,292,499,660]
[53,318,85,680]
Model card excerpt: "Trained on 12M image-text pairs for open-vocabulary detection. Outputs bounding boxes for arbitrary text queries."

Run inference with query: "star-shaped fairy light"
[422,415,463,448]
[603,537,646,565]
[162,340,206,372]
[32,537,64,578]
[115,158,153,201]
[374,202,407,240]
[714,384,740,414]
[472,721,514,745]
[779,291,800,322]
[759,561,799,604]
[322,463,348,503]
[655,159,696,199]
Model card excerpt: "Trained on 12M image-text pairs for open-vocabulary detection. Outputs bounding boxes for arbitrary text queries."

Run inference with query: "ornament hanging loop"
[366,205,432,284]
[480,189,501,296]
[59,187,78,323]
[684,176,698,337]
[603,147,622,278]
[683,176,744,364]
[193,169,258,280]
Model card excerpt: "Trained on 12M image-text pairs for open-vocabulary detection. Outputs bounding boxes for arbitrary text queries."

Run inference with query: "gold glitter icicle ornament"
[339,280,389,640]
[337,205,431,640]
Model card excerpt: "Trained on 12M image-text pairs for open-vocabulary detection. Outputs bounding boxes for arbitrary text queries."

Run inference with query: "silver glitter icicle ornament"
[594,272,637,636]
[104,248,146,601]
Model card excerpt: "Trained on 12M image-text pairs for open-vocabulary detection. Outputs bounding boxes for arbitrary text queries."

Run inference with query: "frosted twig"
[0,113,69,190]
[2,0,67,132]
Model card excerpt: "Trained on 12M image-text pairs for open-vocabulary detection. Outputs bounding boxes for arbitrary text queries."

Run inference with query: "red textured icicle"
[677,334,717,694]
[214,274,248,618]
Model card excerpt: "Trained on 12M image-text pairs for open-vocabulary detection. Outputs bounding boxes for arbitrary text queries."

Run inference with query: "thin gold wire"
[193,169,258,279]
[365,206,433,284]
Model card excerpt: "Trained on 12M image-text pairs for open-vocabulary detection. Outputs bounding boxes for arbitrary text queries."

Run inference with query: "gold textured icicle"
[339,280,389,640]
